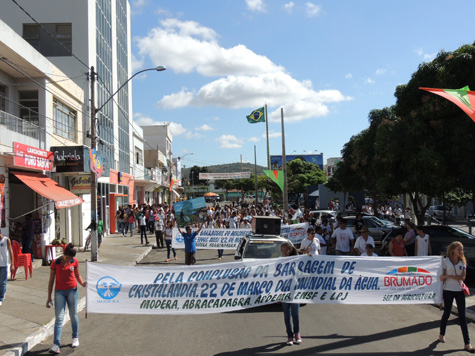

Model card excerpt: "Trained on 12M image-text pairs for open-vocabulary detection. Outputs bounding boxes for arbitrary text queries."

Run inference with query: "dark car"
[380,225,475,268]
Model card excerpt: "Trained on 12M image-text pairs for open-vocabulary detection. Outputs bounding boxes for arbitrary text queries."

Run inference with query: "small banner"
[86,256,443,315]
[199,172,251,180]
[171,223,308,249]
[263,170,284,192]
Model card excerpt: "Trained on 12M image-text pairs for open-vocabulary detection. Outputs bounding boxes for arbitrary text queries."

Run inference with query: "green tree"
[287,159,327,206]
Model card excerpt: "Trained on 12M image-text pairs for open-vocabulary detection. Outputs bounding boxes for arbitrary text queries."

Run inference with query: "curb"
[2,245,152,356]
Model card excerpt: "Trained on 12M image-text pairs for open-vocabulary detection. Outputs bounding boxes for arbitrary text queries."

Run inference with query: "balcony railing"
[0,110,45,144]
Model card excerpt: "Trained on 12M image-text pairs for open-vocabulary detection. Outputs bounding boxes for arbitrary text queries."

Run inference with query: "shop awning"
[12,171,84,209]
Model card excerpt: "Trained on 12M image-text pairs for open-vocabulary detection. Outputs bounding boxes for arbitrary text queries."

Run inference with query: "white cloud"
[376,68,387,75]
[135,116,155,126]
[415,48,436,61]
[305,2,321,17]
[168,122,187,136]
[196,124,213,131]
[345,73,352,79]
[246,0,266,12]
[263,131,282,138]
[365,77,375,84]
[283,2,295,13]
[185,131,203,139]
[136,18,350,122]
[131,53,144,72]
[249,137,261,142]
[136,19,282,77]
[134,115,188,136]
[217,135,243,149]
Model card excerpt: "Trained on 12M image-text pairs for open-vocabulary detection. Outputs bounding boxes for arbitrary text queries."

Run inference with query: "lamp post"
[176,152,194,200]
[89,65,166,261]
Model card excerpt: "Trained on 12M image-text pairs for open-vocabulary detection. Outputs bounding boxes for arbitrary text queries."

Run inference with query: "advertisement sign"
[13,142,53,171]
[270,154,324,170]
[86,256,443,315]
[51,146,88,173]
[199,172,251,180]
[90,148,104,178]
[69,175,92,195]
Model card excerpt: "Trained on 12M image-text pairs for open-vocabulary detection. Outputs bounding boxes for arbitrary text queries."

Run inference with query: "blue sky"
[129,0,475,170]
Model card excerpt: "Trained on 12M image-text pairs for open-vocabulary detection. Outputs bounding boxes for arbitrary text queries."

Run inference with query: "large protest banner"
[172,223,309,249]
[86,255,443,315]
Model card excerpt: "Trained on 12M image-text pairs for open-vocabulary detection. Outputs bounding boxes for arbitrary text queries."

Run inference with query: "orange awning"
[12,171,84,209]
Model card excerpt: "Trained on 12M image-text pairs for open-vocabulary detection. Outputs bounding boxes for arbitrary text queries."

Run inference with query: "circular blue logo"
[176,232,184,244]
[96,276,122,300]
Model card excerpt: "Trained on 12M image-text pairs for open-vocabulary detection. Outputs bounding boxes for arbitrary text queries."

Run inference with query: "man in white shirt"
[331,219,355,255]
[354,226,375,255]
[300,227,320,256]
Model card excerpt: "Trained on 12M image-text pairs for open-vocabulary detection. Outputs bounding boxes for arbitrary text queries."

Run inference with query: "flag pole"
[265,104,270,169]
[254,145,258,205]
[281,108,288,212]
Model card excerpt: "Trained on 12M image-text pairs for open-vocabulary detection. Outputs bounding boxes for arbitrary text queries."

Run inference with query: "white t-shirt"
[416,234,430,256]
[315,233,327,255]
[0,236,11,266]
[361,252,378,257]
[331,227,354,253]
[300,237,320,256]
[228,216,237,229]
[321,224,332,242]
[354,235,375,255]
[442,258,465,292]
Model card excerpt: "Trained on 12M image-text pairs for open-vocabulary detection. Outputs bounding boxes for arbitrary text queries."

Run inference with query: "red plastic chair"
[11,240,33,280]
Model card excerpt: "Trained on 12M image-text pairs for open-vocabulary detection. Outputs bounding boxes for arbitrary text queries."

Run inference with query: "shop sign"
[13,142,54,171]
[69,175,92,195]
[51,146,88,173]
[90,148,104,178]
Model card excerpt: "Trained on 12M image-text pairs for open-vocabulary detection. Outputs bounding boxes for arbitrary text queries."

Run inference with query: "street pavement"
[3,223,475,355]
[0,234,152,356]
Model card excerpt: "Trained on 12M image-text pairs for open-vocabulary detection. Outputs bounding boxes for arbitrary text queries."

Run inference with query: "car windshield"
[370,217,387,227]
[445,226,475,239]
[244,240,284,259]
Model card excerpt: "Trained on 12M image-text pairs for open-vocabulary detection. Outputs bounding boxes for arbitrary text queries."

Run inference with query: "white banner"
[199,172,251,180]
[171,223,309,249]
[86,256,443,315]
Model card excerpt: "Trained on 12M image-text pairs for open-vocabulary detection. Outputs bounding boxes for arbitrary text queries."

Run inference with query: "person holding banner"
[439,242,475,353]
[300,227,320,256]
[46,244,86,354]
[280,242,301,345]
[178,222,204,265]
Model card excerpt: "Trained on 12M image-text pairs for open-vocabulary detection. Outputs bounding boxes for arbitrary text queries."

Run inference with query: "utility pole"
[90,66,98,261]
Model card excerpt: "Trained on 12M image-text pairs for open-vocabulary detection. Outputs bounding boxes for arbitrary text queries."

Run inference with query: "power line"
[9,0,90,70]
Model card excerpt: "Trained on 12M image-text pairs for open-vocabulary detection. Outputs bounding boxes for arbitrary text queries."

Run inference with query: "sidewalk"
[0,234,152,356]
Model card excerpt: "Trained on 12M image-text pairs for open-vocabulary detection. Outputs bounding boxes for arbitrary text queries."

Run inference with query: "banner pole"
[265,104,270,169]
[85,260,88,319]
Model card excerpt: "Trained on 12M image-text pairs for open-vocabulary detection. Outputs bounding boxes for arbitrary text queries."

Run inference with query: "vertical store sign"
[13,142,54,171]
[0,174,5,228]
[89,148,104,178]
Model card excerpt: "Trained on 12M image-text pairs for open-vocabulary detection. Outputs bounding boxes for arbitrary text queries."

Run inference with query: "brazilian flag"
[246,107,265,124]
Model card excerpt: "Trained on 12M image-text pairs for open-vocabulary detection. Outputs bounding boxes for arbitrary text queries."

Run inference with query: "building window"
[0,86,6,112]
[23,23,72,57]
[19,91,39,125]
[53,99,77,141]
[135,147,143,165]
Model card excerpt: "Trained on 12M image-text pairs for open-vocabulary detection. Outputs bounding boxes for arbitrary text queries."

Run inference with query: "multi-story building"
[0,0,136,235]
[0,19,85,255]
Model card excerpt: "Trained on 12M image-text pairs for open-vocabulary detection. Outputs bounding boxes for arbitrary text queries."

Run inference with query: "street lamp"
[89,65,166,261]
[176,153,194,200]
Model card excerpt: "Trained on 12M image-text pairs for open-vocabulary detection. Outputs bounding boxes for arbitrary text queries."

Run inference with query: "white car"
[309,210,338,223]
[234,234,290,261]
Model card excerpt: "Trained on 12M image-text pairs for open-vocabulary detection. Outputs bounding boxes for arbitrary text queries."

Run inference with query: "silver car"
[234,234,290,261]
[343,215,396,242]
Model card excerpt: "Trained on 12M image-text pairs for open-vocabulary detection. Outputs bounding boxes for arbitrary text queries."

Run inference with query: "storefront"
[2,142,83,259]
[109,169,134,234]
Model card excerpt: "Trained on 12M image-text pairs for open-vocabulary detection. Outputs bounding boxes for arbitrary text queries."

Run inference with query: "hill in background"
[182,162,266,177]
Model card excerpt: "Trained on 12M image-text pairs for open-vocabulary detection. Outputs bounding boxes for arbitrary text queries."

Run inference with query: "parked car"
[427,205,452,218]
[343,215,397,242]
[309,210,338,224]
[234,234,290,261]
[379,225,475,269]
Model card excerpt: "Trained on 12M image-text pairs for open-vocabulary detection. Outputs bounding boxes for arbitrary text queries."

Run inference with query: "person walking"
[280,241,301,345]
[154,215,164,248]
[164,221,177,262]
[0,232,15,306]
[178,222,204,265]
[128,212,136,237]
[139,212,149,245]
[439,241,475,353]
[46,244,86,354]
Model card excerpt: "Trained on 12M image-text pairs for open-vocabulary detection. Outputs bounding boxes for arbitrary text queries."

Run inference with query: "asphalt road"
[25,247,475,356]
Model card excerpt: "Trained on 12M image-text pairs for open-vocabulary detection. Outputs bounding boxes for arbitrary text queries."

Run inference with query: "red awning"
[12,171,84,209]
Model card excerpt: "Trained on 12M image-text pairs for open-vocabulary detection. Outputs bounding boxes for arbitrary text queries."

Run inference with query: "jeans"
[0,266,8,301]
[124,222,129,235]
[129,223,135,237]
[140,226,148,244]
[218,249,224,258]
[155,230,164,248]
[54,288,79,346]
[166,240,176,259]
[440,289,470,345]
[118,221,123,235]
[282,302,300,338]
